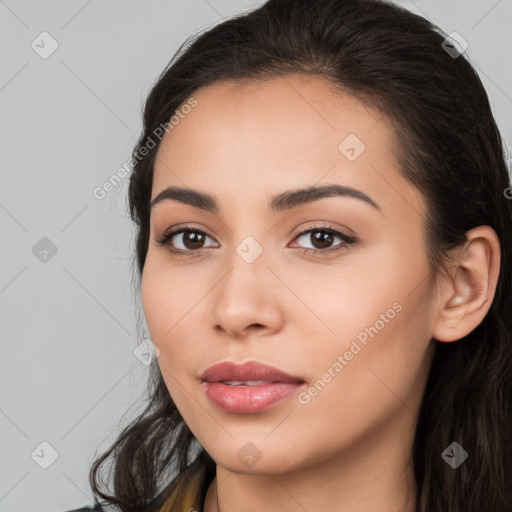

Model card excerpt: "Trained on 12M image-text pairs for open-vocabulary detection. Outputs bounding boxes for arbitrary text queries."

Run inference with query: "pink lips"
[201,361,305,414]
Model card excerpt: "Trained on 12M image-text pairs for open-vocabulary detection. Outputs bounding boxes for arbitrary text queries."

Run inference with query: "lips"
[200,360,304,384]
[200,361,306,414]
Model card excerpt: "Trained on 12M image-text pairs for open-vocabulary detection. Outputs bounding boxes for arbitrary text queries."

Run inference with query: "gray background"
[0,1,510,511]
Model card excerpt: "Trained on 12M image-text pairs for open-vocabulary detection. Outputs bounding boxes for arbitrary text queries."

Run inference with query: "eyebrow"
[149,183,380,213]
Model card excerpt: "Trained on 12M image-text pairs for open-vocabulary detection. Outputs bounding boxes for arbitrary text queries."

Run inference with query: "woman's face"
[141,74,438,474]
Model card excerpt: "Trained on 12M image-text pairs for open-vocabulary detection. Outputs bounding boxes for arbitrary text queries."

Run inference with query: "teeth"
[222,380,272,386]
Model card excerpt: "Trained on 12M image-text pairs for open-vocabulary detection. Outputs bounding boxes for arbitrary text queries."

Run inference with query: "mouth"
[201,360,305,384]
[200,361,306,414]
[218,380,275,386]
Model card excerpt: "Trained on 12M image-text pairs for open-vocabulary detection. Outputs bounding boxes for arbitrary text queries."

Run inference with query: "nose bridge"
[209,232,283,335]
[218,233,269,301]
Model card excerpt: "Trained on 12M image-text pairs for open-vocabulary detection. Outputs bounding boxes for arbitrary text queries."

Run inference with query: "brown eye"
[179,230,207,250]
[308,231,334,249]
[155,227,218,254]
[292,227,356,254]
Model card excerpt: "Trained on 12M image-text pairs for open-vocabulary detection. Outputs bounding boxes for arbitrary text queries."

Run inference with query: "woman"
[68,0,512,510]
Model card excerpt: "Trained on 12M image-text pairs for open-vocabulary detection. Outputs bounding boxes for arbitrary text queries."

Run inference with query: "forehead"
[151,74,424,219]
[154,74,389,169]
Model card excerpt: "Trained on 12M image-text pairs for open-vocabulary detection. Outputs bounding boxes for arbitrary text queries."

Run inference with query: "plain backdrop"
[0,1,511,511]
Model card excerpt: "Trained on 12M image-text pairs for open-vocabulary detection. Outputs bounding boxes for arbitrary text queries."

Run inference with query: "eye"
[290,226,356,255]
[155,225,218,256]
[155,223,357,257]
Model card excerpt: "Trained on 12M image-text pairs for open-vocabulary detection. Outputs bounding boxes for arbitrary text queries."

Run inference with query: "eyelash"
[154,223,357,258]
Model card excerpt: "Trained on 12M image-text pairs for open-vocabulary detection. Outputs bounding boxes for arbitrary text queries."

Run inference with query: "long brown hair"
[90,0,512,510]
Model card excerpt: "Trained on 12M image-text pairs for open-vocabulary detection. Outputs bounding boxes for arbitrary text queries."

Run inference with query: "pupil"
[185,231,204,249]
[312,231,333,249]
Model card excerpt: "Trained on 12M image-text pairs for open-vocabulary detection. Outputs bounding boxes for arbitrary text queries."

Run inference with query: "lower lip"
[203,381,304,413]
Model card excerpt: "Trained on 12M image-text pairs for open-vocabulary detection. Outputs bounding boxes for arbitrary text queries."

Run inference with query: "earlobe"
[432,226,500,343]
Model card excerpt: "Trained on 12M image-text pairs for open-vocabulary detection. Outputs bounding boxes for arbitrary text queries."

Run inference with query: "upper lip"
[201,361,305,383]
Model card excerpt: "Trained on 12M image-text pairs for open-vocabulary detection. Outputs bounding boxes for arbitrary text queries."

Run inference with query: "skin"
[140,74,500,512]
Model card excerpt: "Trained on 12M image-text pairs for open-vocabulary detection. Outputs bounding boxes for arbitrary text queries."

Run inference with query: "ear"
[432,225,501,342]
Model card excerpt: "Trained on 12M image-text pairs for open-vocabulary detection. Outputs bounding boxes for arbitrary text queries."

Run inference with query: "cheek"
[140,256,208,377]
[287,241,421,353]
[293,298,432,460]
[141,251,199,342]
[140,262,168,344]
[296,241,433,408]
[141,263,201,420]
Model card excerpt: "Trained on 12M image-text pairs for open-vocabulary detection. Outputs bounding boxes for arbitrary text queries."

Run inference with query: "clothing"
[65,458,214,512]
[157,459,212,512]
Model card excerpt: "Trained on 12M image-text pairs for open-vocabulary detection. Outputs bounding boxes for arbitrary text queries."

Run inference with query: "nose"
[209,248,285,339]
